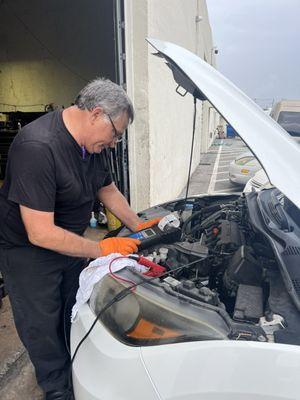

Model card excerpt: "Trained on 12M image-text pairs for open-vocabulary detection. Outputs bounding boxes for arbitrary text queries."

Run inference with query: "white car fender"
[141,340,300,400]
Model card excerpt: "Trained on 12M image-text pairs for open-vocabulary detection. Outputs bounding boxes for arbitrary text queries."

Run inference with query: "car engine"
[120,194,300,345]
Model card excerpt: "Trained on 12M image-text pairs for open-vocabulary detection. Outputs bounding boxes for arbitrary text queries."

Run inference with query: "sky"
[206,0,300,109]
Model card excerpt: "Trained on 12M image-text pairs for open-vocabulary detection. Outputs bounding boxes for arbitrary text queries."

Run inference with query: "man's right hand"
[99,237,140,256]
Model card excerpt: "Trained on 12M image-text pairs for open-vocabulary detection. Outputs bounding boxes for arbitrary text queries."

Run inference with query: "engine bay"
[117,194,300,346]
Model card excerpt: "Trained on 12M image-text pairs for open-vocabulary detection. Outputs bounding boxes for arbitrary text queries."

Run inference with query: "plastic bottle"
[89,212,97,228]
[159,248,169,262]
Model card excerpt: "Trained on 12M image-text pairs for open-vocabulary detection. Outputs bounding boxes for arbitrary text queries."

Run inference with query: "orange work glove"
[99,237,140,256]
[135,217,161,231]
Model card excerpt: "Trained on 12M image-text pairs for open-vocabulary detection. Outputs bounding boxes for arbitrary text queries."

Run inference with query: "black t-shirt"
[0,110,112,248]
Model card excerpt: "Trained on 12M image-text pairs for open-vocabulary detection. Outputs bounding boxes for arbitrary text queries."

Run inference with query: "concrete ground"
[180,137,248,197]
[0,137,249,399]
[0,296,43,400]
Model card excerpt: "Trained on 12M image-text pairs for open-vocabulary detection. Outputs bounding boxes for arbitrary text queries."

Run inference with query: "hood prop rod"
[180,95,197,217]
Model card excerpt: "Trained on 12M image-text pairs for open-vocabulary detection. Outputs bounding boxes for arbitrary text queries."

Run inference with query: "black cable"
[180,96,197,216]
[70,286,131,365]
[181,209,203,236]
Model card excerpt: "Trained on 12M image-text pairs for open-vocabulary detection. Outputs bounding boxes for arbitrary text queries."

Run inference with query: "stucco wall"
[147,0,202,205]
[125,0,215,211]
[124,1,151,213]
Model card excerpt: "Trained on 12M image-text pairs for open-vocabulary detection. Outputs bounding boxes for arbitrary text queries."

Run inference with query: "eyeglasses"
[106,114,124,143]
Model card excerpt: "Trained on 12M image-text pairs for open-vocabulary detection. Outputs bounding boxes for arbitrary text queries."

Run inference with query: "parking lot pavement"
[180,137,249,197]
[209,138,248,194]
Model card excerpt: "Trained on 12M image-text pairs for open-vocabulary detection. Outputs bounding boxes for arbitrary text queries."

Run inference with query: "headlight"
[235,156,254,166]
[89,273,229,346]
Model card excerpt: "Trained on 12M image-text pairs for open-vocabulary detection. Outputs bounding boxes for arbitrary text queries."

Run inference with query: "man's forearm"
[29,224,101,258]
[98,184,141,231]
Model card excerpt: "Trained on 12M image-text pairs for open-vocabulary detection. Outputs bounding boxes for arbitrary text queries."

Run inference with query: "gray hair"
[75,77,134,122]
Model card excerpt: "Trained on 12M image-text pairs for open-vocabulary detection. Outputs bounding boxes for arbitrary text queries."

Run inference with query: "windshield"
[278,111,300,137]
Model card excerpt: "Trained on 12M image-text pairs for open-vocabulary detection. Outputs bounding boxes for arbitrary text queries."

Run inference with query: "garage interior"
[0,0,129,197]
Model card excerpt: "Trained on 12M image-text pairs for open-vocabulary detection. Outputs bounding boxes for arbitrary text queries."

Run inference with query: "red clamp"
[128,255,166,277]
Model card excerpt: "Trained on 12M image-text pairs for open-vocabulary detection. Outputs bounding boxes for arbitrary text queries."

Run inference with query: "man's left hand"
[134,217,161,232]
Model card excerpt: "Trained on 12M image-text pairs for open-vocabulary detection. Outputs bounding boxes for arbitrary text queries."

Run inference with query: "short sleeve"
[100,152,113,187]
[7,141,56,212]
[102,171,113,187]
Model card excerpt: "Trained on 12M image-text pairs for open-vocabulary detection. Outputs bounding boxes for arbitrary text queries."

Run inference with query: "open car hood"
[147,38,300,209]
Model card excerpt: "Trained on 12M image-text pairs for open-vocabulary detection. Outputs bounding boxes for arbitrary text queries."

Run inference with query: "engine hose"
[202,204,225,215]
[181,210,203,235]
[190,220,218,235]
[200,205,236,229]
[189,224,204,236]
[182,203,235,237]
[200,210,224,229]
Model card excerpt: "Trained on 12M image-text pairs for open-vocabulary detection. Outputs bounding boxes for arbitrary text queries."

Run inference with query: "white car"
[231,101,300,189]
[71,39,300,400]
[229,151,261,185]
[271,100,300,144]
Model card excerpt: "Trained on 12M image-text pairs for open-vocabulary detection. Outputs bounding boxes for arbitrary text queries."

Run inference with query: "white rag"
[71,253,148,322]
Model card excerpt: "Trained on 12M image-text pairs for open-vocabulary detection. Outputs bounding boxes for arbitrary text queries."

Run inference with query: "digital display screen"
[143,228,156,238]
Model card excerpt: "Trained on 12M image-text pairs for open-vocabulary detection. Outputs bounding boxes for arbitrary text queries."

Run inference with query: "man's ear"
[90,107,104,124]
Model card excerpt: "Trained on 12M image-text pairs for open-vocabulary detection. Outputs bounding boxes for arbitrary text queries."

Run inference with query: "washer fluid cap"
[158,213,180,231]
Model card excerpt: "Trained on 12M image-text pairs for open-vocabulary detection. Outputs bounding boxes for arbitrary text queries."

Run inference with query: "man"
[0,78,158,399]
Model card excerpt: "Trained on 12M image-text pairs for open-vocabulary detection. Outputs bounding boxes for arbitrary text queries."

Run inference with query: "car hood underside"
[147,38,300,210]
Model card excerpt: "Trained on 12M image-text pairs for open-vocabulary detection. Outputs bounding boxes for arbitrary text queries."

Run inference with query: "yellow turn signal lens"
[127,318,180,339]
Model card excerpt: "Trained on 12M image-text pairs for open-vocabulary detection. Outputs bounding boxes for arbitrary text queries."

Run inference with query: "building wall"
[125,0,217,211]
[123,1,151,211]
[147,0,202,206]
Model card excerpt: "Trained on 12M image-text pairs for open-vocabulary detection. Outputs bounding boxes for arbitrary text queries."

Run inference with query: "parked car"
[71,39,300,400]
[231,100,300,188]
[229,151,261,185]
[271,100,300,143]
